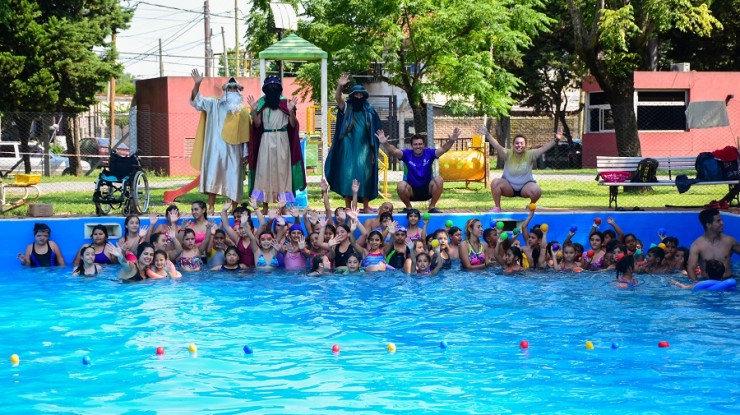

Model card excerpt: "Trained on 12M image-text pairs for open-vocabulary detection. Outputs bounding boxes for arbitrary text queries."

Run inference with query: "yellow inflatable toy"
[439,150,487,182]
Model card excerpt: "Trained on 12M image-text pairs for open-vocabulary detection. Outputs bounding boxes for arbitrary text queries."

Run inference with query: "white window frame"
[586,92,614,133]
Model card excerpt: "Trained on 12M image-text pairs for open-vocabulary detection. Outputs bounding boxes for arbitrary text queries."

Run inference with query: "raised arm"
[335,73,350,108]
[435,127,461,158]
[221,206,241,243]
[320,180,334,224]
[477,126,507,159]
[606,217,625,242]
[190,69,203,101]
[376,130,403,159]
[520,206,536,242]
[533,126,562,159]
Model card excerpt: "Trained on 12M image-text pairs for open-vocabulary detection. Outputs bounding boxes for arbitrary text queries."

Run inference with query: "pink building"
[582,71,740,167]
[135,76,310,176]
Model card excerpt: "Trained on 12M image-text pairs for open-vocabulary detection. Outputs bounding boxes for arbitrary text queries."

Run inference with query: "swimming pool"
[2,266,738,413]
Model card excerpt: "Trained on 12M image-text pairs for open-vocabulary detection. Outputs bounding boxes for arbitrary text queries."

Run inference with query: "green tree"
[0,0,132,174]
[247,0,549,133]
[566,0,721,157]
[514,0,585,144]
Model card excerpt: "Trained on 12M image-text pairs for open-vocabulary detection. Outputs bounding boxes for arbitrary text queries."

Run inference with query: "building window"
[586,92,614,132]
[636,91,687,131]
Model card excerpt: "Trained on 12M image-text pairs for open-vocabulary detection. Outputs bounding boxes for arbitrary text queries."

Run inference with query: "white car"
[0,142,91,176]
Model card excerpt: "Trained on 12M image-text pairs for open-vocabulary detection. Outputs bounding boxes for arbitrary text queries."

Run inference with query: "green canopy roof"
[258,34,327,60]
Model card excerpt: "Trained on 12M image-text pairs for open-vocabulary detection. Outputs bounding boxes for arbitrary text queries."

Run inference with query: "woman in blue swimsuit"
[18,223,65,267]
[73,224,116,266]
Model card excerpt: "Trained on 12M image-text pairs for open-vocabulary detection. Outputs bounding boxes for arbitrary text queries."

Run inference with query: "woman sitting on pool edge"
[18,222,65,267]
[477,126,562,212]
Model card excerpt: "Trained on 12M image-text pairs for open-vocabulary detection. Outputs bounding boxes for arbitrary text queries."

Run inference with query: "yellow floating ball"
[658,243,666,250]
[10,354,19,365]
[387,342,397,353]
[585,341,594,350]
[529,203,537,211]
[430,239,440,248]
[188,343,198,353]
[540,223,549,232]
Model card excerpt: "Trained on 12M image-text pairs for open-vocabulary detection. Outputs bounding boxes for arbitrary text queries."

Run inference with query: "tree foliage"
[0,0,132,173]
[567,0,721,157]
[246,0,549,132]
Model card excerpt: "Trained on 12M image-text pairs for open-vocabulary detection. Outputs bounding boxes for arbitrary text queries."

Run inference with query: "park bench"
[596,155,739,209]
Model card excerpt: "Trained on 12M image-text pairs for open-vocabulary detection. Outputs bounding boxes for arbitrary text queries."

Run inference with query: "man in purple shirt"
[375,128,461,213]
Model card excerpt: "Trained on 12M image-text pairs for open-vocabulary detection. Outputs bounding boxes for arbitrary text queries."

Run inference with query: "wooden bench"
[596,156,739,209]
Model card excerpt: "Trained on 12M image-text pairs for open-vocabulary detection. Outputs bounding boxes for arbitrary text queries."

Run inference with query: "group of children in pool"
[19,199,723,288]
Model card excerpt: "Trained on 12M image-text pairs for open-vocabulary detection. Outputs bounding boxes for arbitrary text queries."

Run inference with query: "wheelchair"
[92,152,150,216]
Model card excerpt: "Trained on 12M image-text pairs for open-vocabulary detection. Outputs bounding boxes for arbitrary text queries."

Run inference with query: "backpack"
[631,158,659,183]
[695,152,723,182]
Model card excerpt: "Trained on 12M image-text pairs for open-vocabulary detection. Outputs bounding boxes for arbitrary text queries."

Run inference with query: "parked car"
[79,137,130,168]
[0,142,90,176]
[538,138,582,169]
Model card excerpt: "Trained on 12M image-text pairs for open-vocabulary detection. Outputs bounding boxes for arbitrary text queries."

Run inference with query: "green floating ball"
[445,220,453,227]
[512,228,520,235]
[500,232,509,241]
[496,221,504,230]
[423,212,430,220]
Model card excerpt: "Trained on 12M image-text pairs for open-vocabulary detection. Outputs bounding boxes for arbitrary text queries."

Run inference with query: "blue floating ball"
[82,355,91,365]
[570,225,578,232]
[658,228,666,236]
[611,343,619,349]
[489,219,497,228]
[243,345,253,355]
[439,341,448,349]
[650,243,657,248]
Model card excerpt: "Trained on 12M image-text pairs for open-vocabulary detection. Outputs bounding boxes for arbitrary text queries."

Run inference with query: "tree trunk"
[64,115,81,175]
[493,116,510,169]
[16,115,32,174]
[409,102,427,135]
[606,88,641,157]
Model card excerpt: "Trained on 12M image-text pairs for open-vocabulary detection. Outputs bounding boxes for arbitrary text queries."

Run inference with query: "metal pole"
[204,1,211,76]
[158,38,164,77]
[221,27,229,76]
[234,0,239,76]
[110,32,117,146]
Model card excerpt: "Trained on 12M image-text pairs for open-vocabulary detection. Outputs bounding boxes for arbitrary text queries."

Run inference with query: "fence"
[1,98,738,216]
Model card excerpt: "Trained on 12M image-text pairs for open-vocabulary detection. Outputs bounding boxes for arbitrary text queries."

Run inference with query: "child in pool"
[342,252,364,274]
[307,254,332,277]
[582,231,606,270]
[404,247,445,276]
[356,230,388,272]
[175,228,211,272]
[430,229,454,270]
[404,209,428,244]
[447,226,462,260]
[72,245,103,276]
[117,214,156,253]
[520,206,548,269]
[675,246,689,274]
[282,224,309,271]
[153,205,182,251]
[73,225,116,266]
[495,238,525,274]
[614,254,638,288]
[207,229,228,267]
[459,218,487,270]
[242,206,287,270]
[211,246,247,271]
[483,227,500,267]
[555,242,583,272]
[670,260,725,289]
[148,249,182,278]
[18,223,65,267]
[636,246,670,274]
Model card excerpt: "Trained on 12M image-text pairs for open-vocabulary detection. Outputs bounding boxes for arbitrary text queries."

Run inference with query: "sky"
[111,0,249,80]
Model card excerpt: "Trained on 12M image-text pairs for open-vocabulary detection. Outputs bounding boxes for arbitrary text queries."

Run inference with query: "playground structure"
[437,135,490,188]
[0,173,41,213]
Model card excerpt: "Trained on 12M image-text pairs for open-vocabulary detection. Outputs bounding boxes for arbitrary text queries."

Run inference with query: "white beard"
[221,91,243,114]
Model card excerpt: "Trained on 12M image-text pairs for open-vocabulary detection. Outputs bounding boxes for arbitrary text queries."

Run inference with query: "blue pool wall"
[2,211,738,269]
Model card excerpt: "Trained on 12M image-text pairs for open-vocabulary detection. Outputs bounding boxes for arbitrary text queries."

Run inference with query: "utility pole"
[221,27,229,77]
[234,0,239,77]
[109,31,117,146]
[158,38,164,77]
[204,0,211,76]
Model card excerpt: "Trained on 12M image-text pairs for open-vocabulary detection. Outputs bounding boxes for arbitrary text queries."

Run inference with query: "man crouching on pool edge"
[686,208,740,281]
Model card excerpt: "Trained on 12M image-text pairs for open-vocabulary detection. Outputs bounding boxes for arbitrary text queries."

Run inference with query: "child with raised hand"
[282,224,309,271]
[520,206,547,269]
[18,223,65,267]
[153,205,182,251]
[242,205,287,270]
[148,249,182,278]
[459,218,487,270]
[582,231,606,270]
[211,246,247,272]
[431,229,454,270]
[73,245,103,276]
[495,236,524,273]
[117,215,155,253]
[220,203,255,268]
[207,228,228,266]
[404,244,444,275]
[594,217,624,246]
[176,228,209,272]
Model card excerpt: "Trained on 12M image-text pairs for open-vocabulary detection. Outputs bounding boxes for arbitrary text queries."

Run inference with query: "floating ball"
[594,218,602,225]
[519,340,529,349]
[331,344,340,353]
[387,343,396,353]
[528,203,536,211]
[552,243,560,252]
[156,346,165,356]
[616,253,625,261]
[585,341,594,350]
[10,354,19,365]
[587,250,595,258]
[82,355,91,365]
[658,243,666,250]
[188,343,198,353]
[439,341,448,349]
[635,249,643,256]
[650,243,657,249]
[611,343,620,349]
[243,345,253,354]
[512,228,520,235]
[570,225,578,233]
[430,239,439,248]
[658,228,666,236]
[445,220,453,228]
[496,221,504,230]
[422,212,430,221]
[540,223,549,232]
[658,341,670,348]
[556,251,563,259]
[499,232,509,241]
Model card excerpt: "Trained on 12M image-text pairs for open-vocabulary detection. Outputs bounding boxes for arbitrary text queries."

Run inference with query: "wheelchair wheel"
[94,181,114,216]
[130,170,150,214]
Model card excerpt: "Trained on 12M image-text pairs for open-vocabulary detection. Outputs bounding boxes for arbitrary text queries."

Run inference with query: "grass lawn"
[2,174,730,216]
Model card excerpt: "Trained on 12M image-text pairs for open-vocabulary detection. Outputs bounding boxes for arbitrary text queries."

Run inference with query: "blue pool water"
[2,266,739,414]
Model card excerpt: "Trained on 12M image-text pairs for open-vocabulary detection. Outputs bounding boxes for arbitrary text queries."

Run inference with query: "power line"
[134,1,246,22]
